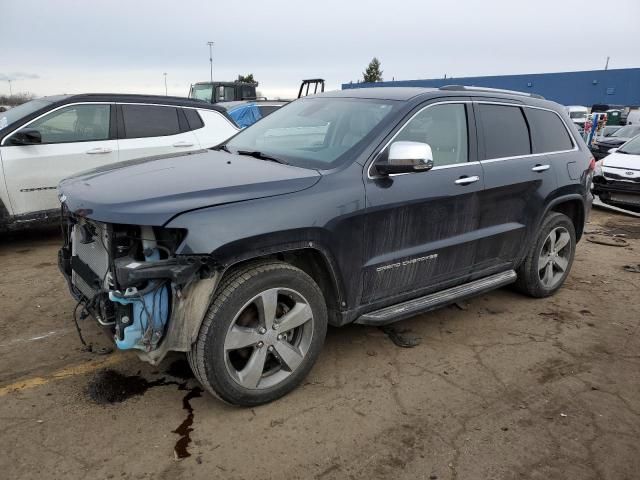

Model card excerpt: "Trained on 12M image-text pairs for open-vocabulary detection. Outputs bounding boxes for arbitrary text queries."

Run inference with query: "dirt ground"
[1,208,639,480]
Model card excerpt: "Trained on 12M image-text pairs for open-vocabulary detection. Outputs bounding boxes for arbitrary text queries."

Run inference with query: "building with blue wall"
[342,68,640,107]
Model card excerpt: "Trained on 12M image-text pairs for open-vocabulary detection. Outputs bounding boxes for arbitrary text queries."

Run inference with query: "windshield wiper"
[236,150,289,165]
[216,144,231,153]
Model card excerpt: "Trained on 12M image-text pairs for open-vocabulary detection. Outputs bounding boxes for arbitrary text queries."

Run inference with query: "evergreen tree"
[236,74,258,86]
[363,58,383,83]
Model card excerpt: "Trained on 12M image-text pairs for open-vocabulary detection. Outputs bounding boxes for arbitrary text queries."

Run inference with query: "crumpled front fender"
[135,274,220,365]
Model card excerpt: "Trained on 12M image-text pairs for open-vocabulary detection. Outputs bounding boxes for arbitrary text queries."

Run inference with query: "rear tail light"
[588,157,596,171]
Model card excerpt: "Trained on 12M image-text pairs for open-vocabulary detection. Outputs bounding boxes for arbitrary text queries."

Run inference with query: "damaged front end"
[58,210,219,363]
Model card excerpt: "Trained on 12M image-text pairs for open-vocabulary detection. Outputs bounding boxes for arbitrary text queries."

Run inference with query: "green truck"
[189,79,325,104]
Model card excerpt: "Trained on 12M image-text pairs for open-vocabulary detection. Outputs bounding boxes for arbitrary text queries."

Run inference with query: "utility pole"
[8,79,12,96]
[604,56,610,71]
[163,73,168,96]
[207,41,214,83]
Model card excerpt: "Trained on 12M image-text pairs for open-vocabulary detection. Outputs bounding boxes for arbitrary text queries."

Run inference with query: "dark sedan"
[591,125,640,159]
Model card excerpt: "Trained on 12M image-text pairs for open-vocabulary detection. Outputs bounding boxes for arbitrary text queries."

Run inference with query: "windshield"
[0,98,55,130]
[569,111,587,119]
[190,84,213,102]
[613,126,640,138]
[602,126,621,136]
[225,97,397,169]
[618,135,640,155]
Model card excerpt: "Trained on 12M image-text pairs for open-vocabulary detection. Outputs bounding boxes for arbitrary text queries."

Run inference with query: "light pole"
[207,41,214,83]
[163,73,168,96]
[8,79,12,97]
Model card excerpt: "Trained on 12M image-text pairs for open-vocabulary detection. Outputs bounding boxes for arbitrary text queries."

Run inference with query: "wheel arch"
[540,194,587,241]
[214,243,346,326]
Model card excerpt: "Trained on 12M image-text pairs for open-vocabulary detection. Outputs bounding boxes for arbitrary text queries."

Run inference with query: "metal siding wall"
[342,68,640,106]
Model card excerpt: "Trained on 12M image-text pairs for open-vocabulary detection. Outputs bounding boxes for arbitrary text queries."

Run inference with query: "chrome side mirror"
[376,141,434,175]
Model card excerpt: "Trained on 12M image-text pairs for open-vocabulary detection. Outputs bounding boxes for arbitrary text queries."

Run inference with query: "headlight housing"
[594,159,604,177]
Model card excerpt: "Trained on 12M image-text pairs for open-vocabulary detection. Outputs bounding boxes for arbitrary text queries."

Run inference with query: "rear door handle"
[454,175,480,185]
[172,141,194,148]
[532,164,550,172]
[86,147,113,154]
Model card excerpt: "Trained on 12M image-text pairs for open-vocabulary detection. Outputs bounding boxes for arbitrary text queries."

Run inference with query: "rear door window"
[524,108,573,153]
[477,104,531,159]
[121,105,181,139]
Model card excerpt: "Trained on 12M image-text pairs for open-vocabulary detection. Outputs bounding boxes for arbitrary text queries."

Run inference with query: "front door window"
[27,104,110,144]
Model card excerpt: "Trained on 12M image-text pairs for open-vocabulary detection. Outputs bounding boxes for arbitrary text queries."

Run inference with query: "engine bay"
[59,214,213,352]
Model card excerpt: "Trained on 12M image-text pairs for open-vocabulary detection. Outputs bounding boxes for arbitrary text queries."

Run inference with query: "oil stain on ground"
[86,358,202,459]
[86,369,171,404]
[173,384,203,459]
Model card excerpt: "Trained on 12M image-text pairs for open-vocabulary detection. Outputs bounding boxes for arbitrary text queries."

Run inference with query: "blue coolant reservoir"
[110,283,169,351]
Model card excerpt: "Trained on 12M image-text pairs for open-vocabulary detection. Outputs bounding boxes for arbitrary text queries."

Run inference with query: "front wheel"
[188,261,327,406]
[515,212,576,298]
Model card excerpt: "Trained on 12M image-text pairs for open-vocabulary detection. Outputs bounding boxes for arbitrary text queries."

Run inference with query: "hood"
[597,137,628,147]
[602,152,640,182]
[603,152,640,170]
[59,149,321,225]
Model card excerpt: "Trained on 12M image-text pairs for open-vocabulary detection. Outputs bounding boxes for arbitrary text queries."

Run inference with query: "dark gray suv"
[59,86,594,406]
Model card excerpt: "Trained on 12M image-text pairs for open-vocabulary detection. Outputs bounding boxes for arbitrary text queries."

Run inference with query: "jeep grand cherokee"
[58,86,594,406]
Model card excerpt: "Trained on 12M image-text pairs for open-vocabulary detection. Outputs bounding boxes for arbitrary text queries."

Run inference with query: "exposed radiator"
[71,222,110,299]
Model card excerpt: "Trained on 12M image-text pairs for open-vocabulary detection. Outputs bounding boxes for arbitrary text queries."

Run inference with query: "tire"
[189,261,327,406]
[514,212,576,298]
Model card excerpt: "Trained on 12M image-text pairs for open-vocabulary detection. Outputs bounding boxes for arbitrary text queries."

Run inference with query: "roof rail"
[439,85,545,100]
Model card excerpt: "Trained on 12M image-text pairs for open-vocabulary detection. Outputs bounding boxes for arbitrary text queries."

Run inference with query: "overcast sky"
[3,0,639,99]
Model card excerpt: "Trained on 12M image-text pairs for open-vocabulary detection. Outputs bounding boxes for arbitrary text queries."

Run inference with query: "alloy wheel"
[538,226,572,289]
[223,288,314,390]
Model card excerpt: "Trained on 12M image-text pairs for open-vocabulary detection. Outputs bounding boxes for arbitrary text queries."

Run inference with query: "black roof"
[320,87,435,101]
[60,93,226,112]
[318,86,560,110]
[0,93,233,139]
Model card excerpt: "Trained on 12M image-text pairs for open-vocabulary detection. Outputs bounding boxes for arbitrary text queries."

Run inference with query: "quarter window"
[183,109,204,130]
[477,104,531,159]
[525,108,573,153]
[27,104,110,144]
[394,103,468,167]
[121,105,181,139]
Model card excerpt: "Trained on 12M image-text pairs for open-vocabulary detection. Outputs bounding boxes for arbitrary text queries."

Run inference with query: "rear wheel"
[515,212,576,298]
[189,261,327,406]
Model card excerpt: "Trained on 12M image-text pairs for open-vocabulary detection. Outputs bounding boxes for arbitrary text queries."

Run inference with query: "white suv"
[0,94,240,230]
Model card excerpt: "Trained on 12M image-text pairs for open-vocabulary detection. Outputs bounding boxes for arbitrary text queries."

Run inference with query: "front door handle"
[532,164,550,172]
[86,147,113,154]
[454,175,480,185]
[172,141,194,148]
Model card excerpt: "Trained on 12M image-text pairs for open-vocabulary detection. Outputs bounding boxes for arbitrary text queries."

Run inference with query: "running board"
[355,270,517,326]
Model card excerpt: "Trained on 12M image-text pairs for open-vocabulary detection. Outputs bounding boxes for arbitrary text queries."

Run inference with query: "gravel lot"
[1,208,639,480]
